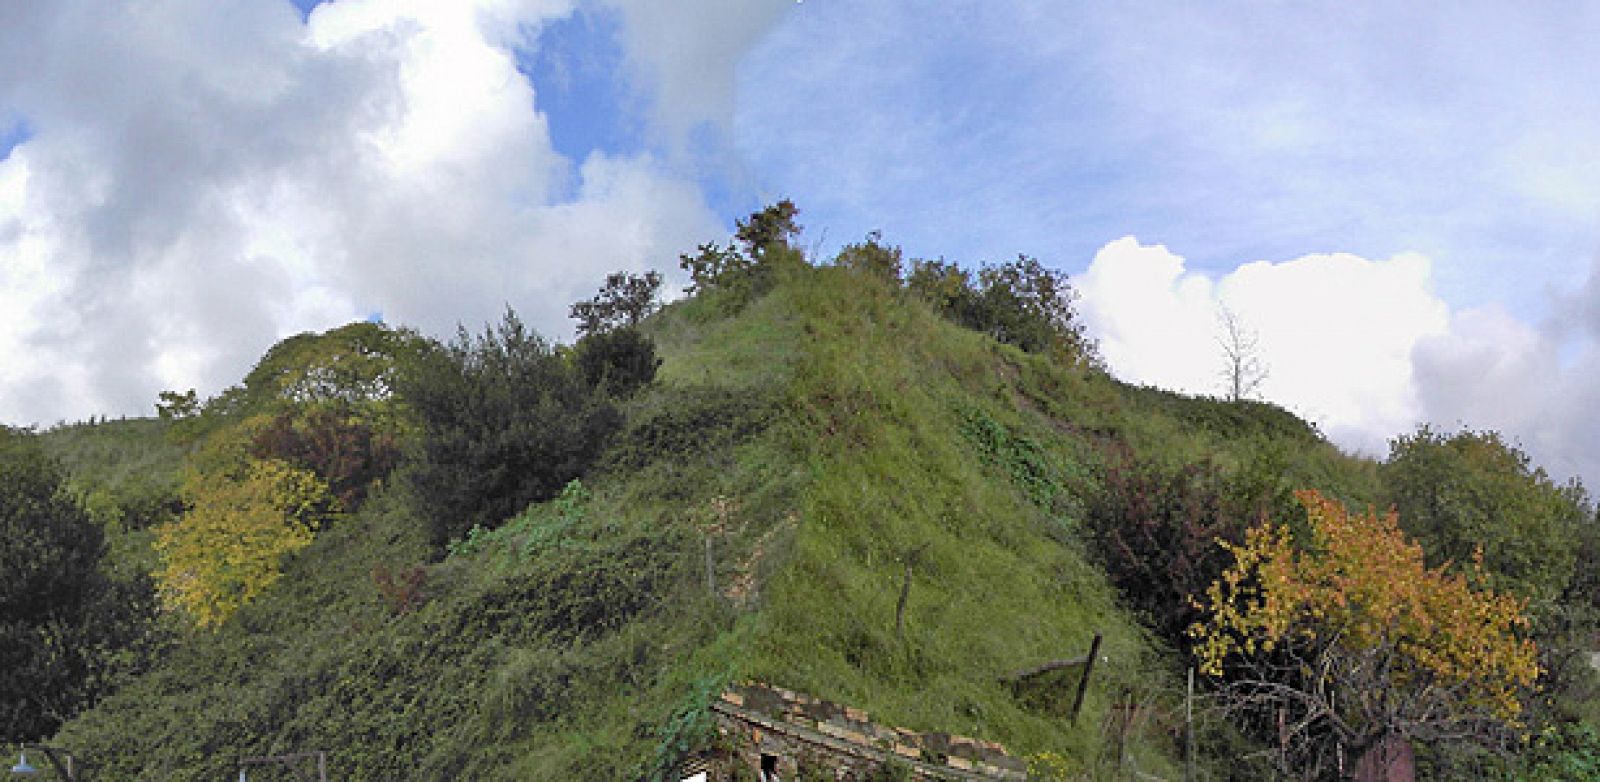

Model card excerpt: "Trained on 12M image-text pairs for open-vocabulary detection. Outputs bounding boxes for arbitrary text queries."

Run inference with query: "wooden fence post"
[1069,633,1103,725]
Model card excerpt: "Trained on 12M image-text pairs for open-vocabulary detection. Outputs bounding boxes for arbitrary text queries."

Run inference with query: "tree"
[1381,427,1596,735]
[0,429,125,740]
[570,271,663,337]
[400,309,621,550]
[974,255,1093,361]
[1191,490,1540,778]
[834,231,903,283]
[152,458,334,629]
[733,198,800,257]
[678,201,808,303]
[248,402,402,510]
[155,389,199,420]
[1382,426,1587,603]
[678,241,748,295]
[1217,305,1269,401]
[209,321,430,419]
[906,255,1098,366]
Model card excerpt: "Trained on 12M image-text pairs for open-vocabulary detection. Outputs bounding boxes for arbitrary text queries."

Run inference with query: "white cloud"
[1078,238,1449,458]
[1412,304,1600,492]
[1079,237,1600,489]
[603,0,791,152]
[0,0,726,426]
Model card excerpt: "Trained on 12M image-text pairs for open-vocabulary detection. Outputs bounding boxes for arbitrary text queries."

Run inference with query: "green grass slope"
[45,265,1368,779]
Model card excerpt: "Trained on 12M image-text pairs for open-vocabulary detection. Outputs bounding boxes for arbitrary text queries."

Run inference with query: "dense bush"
[401,309,621,551]
[573,327,661,398]
[0,428,156,741]
[1083,446,1294,649]
[907,255,1097,366]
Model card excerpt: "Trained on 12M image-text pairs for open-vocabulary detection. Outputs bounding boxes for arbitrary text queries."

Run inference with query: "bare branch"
[1217,304,1269,401]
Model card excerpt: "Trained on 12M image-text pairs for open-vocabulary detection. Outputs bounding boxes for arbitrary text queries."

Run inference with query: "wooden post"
[895,544,929,643]
[1114,690,1131,771]
[1069,633,1103,725]
[1185,666,1195,782]
[704,534,716,596]
[239,750,327,782]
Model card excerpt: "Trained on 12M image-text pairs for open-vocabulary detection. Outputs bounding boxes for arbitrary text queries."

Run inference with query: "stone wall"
[689,682,1028,781]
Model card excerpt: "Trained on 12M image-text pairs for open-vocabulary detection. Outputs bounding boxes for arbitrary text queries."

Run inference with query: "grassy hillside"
[40,264,1375,779]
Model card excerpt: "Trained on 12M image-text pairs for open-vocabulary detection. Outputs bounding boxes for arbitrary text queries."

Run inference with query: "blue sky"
[0,114,30,161]
[0,0,1597,488]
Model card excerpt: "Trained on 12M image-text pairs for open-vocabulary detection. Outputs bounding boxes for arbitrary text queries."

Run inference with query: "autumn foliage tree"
[153,457,335,629]
[249,403,401,509]
[1191,490,1540,777]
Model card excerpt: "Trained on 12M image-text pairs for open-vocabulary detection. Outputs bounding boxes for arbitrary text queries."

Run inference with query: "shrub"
[1083,446,1291,649]
[834,231,903,283]
[0,428,146,740]
[573,327,661,398]
[249,402,402,509]
[908,255,1097,366]
[371,563,428,615]
[400,309,620,551]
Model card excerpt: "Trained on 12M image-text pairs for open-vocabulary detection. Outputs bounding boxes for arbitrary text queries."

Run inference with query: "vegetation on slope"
[9,204,1597,780]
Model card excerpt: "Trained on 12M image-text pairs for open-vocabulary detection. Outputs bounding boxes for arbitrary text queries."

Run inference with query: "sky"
[1,1,1598,491]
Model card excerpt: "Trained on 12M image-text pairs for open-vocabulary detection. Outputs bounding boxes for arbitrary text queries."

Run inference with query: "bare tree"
[1217,305,1268,401]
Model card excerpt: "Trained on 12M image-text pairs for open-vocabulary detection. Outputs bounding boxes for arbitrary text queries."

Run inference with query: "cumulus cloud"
[1078,238,1450,457]
[1412,302,1600,492]
[1079,237,1600,489]
[0,0,728,426]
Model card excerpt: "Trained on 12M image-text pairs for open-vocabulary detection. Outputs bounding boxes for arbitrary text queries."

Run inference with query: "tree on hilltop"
[1217,305,1269,401]
[570,270,663,337]
[734,198,800,257]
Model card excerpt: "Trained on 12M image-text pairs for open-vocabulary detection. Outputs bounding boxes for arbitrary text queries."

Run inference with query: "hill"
[23,233,1587,780]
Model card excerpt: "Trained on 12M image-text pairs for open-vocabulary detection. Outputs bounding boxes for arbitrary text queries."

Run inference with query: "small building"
[683,682,1028,781]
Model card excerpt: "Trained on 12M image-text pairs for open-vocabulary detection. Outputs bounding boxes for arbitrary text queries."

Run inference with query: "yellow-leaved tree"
[1191,490,1539,778]
[153,458,334,629]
